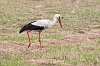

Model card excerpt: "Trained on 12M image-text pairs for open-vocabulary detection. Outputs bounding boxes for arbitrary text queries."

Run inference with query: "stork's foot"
[28,43,31,48]
[40,45,43,50]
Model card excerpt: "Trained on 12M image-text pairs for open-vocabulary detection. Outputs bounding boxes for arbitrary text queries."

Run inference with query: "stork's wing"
[19,23,44,33]
[31,20,51,28]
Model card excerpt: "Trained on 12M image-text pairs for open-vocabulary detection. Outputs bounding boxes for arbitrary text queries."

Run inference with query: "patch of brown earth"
[0,41,27,55]
[0,25,100,65]
[45,25,100,46]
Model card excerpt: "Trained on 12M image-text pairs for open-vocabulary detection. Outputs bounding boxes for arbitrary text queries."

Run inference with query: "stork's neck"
[49,17,58,28]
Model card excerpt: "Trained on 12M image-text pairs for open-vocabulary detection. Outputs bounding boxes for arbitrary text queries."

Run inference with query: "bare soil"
[0,24,100,56]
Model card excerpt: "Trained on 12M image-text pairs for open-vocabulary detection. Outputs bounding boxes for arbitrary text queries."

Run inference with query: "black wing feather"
[19,23,44,33]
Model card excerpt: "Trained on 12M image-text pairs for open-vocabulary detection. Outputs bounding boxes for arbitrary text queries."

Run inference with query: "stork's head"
[55,14,62,28]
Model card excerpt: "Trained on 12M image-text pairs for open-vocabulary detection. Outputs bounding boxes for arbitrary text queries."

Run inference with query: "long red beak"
[58,18,62,28]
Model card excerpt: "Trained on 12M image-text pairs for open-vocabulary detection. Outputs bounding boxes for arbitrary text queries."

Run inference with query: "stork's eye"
[59,17,60,18]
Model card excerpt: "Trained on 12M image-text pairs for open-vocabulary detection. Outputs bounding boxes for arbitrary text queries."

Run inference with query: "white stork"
[19,14,62,50]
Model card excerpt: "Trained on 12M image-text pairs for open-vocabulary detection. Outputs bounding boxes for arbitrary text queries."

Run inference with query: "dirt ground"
[0,0,100,65]
[0,24,100,55]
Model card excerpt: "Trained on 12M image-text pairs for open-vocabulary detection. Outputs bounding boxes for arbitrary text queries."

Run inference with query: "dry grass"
[0,0,100,66]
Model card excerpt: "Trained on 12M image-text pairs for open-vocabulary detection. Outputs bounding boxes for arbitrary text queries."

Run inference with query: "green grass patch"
[45,33,61,39]
[32,44,71,59]
[83,53,99,65]
[0,53,37,66]
[45,44,71,58]
[98,38,100,44]
[0,35,38,42]
[31,44,100,65]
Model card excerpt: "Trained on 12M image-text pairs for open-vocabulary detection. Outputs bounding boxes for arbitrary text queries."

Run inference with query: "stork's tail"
[19,26,26,33]
[19,23,32,33]
[19,22,34,33]
[19,24,30,33]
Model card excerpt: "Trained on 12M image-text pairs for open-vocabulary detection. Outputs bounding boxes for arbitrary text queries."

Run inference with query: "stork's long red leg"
[27,30,31,48]
[38,31,42,50]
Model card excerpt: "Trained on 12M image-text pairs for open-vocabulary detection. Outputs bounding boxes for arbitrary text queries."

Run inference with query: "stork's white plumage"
[19,14,62,50]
